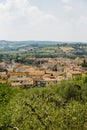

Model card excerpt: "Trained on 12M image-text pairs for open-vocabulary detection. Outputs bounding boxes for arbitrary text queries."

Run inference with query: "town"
[0,41,87,87]
[0,57,87,87]
[1,0,87,129]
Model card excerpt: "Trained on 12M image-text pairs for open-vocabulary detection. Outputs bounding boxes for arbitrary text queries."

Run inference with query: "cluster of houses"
[0,58,87,87]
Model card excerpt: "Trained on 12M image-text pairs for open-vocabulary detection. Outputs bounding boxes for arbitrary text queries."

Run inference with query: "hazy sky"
[0,0,87,42]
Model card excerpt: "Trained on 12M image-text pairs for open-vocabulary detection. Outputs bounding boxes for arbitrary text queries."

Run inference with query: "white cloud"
[0,0,57,40]
[79,16,87,24]
[63,5,73,12]
[0,0,87,42]
[61,0,71,4]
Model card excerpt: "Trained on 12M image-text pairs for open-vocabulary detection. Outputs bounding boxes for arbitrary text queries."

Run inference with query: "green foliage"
[81,60,87,67]
[0,83,12,105]
[0,77,87,130]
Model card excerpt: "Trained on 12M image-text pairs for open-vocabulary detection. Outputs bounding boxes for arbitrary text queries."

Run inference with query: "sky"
[0,0,87,42]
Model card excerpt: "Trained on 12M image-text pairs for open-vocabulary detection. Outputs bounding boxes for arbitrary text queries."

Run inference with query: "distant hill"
[0,40,87,52]
[0,40,59,51]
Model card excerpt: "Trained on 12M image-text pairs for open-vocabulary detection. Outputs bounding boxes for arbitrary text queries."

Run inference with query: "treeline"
[0,76,87,130]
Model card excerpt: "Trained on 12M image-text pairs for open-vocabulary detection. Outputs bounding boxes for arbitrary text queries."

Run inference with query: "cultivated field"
[60,47,74,52]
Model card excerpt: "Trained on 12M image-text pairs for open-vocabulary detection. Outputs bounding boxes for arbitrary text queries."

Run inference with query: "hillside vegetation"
[0,76,87,130]
[0,41,87,62]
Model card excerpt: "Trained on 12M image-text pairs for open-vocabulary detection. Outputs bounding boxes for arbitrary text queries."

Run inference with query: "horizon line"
[0,39,87,43]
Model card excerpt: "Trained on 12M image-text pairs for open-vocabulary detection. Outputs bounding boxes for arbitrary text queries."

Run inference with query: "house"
[11,77,33,87]
[57,76,65,83]
[43,77,57,86]
[29,70,45,78]
[14,65,36,72]
[8,72,27,80]
[33,77,46,87]
[0,74,8,83]
[8,72,33,87]
[66,71,82,79]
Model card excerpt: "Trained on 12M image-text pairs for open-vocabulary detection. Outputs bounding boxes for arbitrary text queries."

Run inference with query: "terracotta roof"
[70,71,82,75]
[0,74,7,78]
[8,72,27,76]
[29,71,45,76]
[45,70,55,74]
[43,77,57,82]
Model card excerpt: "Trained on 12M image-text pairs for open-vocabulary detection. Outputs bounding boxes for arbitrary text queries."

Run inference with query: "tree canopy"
[0,76,87,130]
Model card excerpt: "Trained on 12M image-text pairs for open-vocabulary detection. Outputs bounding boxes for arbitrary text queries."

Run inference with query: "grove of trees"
[0,76,87,130]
